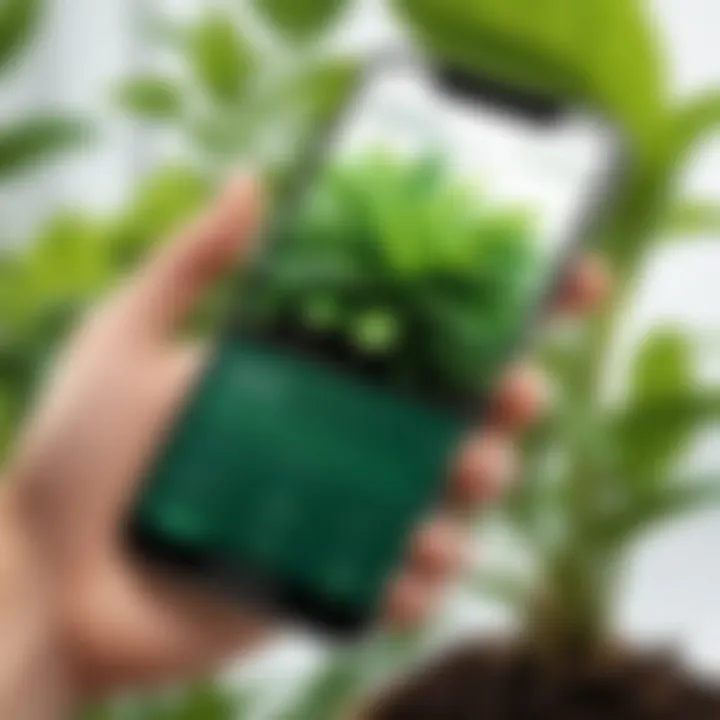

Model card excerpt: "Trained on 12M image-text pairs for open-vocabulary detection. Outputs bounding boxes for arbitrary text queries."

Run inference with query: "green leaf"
[394,0,583,97]
[114,164,211,260]
[661,200,720,238]
[599,478,720,547]
[172,681,240,720]
[622,331,694,484]
[0,116,89,180]
[254,0,348,41]
[615,389,720,489]
[189,12,253,104]
[117,75,184,120]
[574,0,667,151]
[630,329,691,403]
[352,309,401,355]
[0,0,42,75]
[394,0,666,153]
[289,57,361,128]
[670,89,720,165]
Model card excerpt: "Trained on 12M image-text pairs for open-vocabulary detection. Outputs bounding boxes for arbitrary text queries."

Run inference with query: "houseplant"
[359,0,720,716]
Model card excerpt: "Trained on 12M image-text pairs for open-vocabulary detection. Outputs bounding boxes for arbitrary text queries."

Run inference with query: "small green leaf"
[0,0,42,75]
[615,389,720,490]
[670,89,720,164]
[661,200,720,238]
[290,57,361,127]
[352,310,401,355]
[599,478,720,547]
[117,75,184,120]
[0,116,89,180]
[631,329,691,403]
[189,12,253,103]
[254,0,348,41]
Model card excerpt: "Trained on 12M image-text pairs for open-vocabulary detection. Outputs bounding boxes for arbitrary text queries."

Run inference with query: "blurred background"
[0,0,719,718]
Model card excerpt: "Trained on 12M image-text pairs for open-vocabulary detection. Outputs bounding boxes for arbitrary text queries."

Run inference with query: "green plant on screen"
[246,150,539,403]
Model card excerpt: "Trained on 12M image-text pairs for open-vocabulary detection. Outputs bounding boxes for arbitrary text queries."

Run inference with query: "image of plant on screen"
[243,151,541,406]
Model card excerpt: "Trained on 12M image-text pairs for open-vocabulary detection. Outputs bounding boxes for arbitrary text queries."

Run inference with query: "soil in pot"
[367,641,720,720]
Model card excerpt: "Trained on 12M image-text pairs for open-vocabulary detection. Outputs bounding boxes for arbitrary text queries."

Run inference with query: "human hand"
[0,177,608,701]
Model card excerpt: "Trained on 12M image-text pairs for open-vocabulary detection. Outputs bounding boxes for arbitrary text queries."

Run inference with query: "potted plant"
[353,0,720,716]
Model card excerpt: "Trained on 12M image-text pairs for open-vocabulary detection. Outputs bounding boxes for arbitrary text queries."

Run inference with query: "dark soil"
[366,641,720,720]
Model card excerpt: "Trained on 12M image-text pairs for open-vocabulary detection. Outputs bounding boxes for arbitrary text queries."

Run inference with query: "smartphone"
[127,53,626,636]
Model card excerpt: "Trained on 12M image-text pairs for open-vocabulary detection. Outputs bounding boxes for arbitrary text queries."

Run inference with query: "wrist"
[0,484,76,718]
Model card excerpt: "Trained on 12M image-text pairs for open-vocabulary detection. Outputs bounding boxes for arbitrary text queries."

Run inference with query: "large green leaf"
[254,0,348,41]
[188,12,253,104]
[573,0,667,150]
[393,0,584,97]
[393,0,666,147]
[117,75,184,121]
[0,116,89,180]
[0,0,42,75]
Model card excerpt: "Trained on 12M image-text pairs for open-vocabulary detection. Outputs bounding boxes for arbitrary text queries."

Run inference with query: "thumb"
[120,176,261,341]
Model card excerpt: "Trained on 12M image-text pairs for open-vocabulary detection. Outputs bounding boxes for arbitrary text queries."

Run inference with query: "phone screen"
[130,59,621,632]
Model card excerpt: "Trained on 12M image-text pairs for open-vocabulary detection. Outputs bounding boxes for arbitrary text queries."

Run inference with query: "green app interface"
[134,62,615,620]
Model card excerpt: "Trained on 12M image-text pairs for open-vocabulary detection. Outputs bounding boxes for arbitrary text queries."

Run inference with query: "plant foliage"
[0,0,87,181]
[246,151,538,402]
[254,0,349,42]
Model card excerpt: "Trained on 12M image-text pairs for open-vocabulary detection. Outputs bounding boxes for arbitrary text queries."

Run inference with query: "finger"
[554,254,611,314]
[407,517,468,582]
[490,363,550,431]
[450,430,516,508]
[382,574,436,629]
[120,176,261,342]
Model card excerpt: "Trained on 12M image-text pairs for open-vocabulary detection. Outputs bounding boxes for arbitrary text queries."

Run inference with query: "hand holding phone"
[0,172,614,690]
[128,54,623,636]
